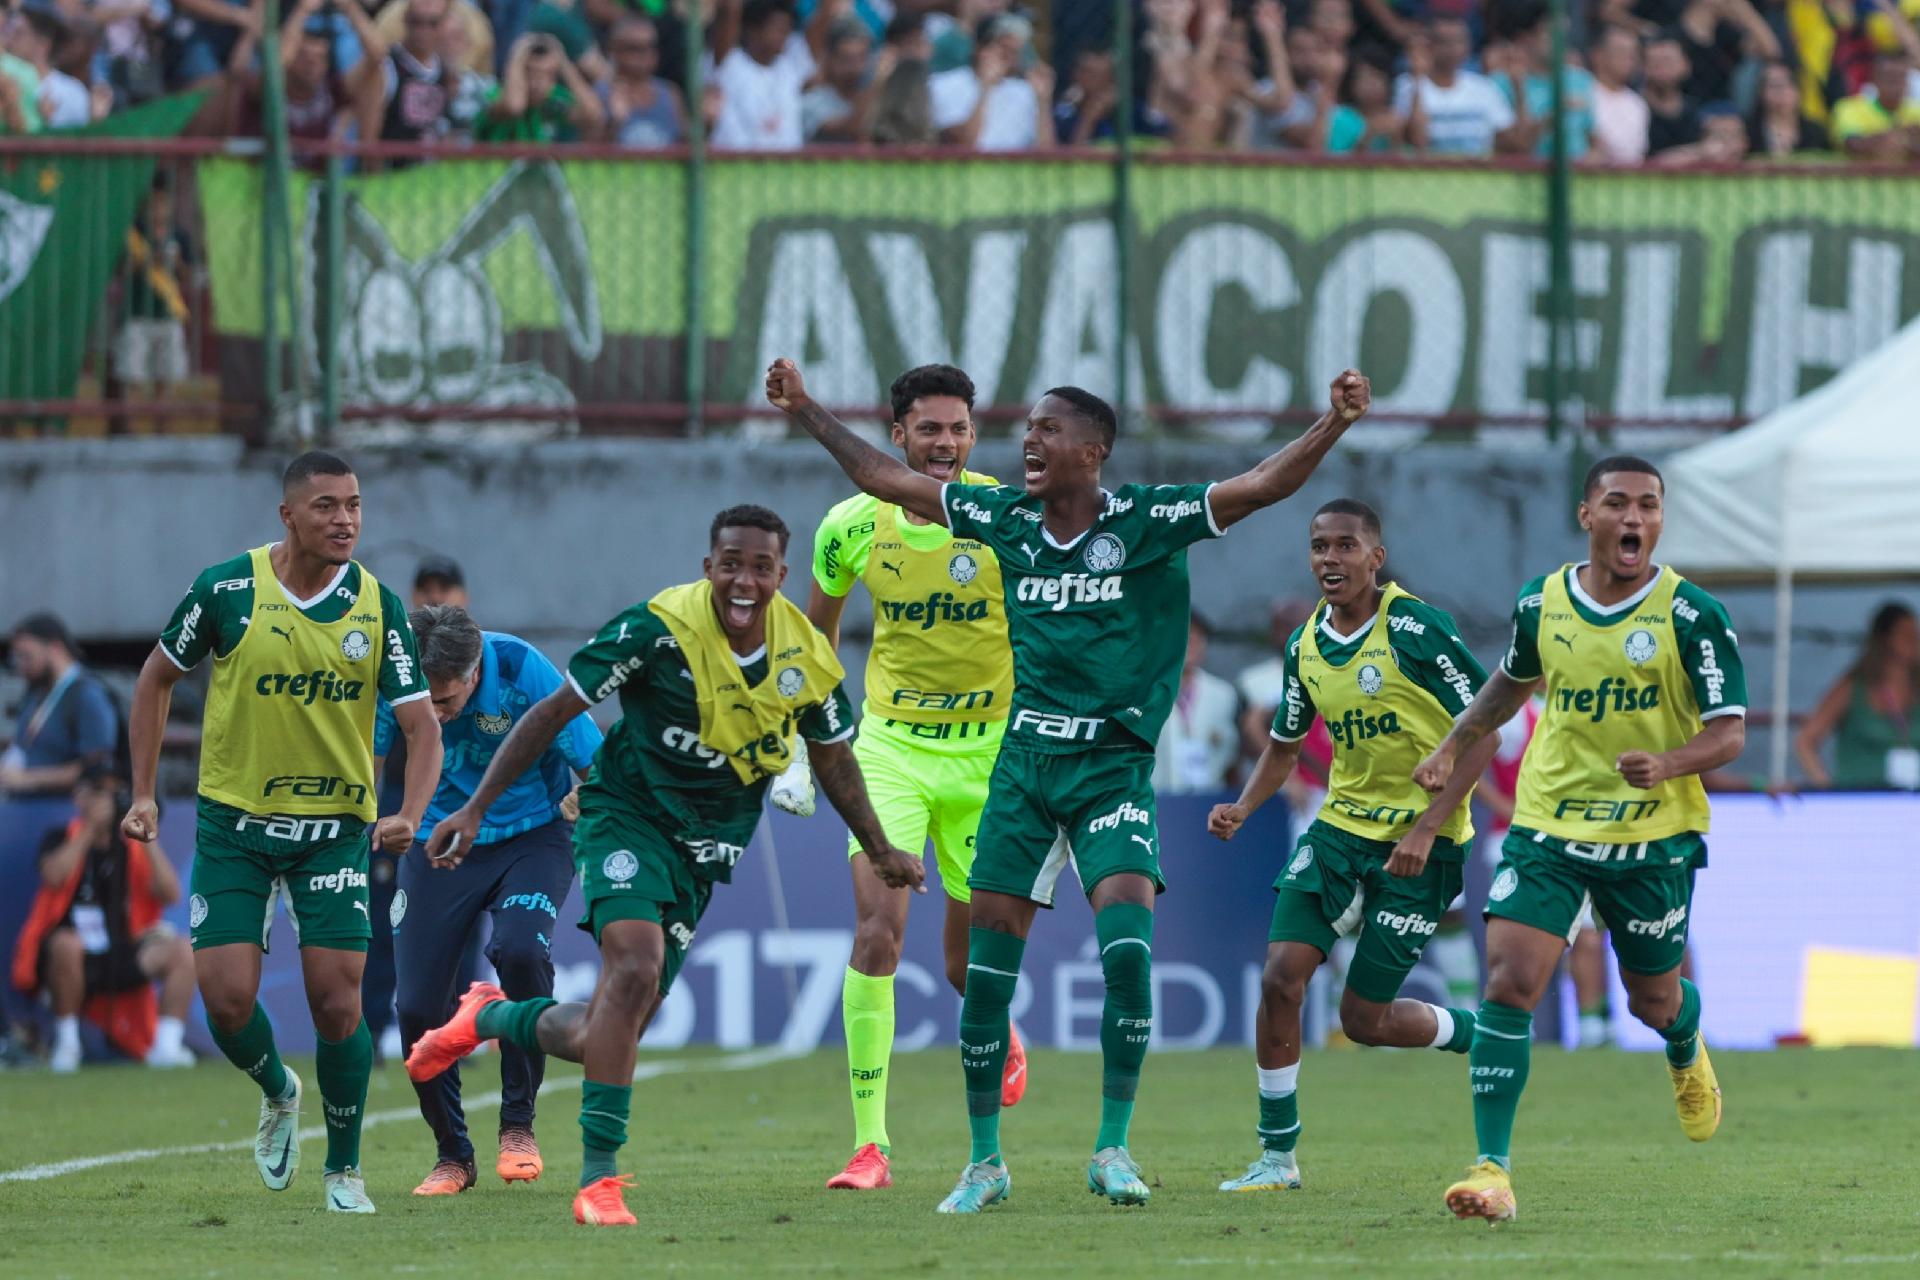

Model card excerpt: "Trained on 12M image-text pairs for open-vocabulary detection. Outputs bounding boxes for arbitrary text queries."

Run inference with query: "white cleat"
[1219,1150,1301,1192]
[255,1067,302,1191]
[145,1043,197,1069]
[324,1168,377,1214]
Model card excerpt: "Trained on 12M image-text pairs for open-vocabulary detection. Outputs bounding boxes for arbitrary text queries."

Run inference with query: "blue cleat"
[935,1159,1011,1214]
[1087,1147,1150,1206]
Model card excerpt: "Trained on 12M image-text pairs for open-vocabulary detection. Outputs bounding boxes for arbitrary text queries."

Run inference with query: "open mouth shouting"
[721,593,761,633]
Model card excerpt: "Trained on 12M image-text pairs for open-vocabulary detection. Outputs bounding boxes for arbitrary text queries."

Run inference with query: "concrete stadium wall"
[1,435,1906,773]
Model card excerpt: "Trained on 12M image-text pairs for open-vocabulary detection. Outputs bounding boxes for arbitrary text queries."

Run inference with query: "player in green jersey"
[1206,499,1503,1193]
[404,504,922,1228]
[121,451,443,1214]
[767,356,1371,1214]
[1413,455,1747,1224]
[807,364,1028,1192]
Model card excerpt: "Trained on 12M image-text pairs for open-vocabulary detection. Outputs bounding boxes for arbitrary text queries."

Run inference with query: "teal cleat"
[1218,1150,1301,1192]
[255,1067,302,1191]
[1087,1147,1150,1206]
[323,1168,377,1214]
[935,1160,1011,1214]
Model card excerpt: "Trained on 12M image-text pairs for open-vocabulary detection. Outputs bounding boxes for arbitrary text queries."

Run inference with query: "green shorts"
[573,793,718,996]
[1269,820,1467,1004]
[970,742,1165,906]
[188,797,372,953]
[845,717,999,903]
[1487,826,1705,975]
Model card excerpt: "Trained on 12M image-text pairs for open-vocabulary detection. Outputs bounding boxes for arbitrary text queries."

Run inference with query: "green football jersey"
[564,602,858,881]
[942,480,1221,753]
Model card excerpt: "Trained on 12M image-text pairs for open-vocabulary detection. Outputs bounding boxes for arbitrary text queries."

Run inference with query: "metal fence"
[6,9,1920,443]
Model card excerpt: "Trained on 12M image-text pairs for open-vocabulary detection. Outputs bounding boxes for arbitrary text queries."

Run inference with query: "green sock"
[474,996,558,1052]
[315,1018,373,1174]
[1442,1005,1478,1054]
[1256,1065,1300,1153]
[1661,979,1702,1067]
[1094,903,1154,1152]
[842,967,895,1153]
[958,928,1024,1164]
[579,1080,631,1188]
[208,1002,290,1100]
[1469,1001,1532,1170]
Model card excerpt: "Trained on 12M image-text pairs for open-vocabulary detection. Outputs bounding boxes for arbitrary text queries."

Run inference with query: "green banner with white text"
[1,95,203,404]
[200,155,1920,430]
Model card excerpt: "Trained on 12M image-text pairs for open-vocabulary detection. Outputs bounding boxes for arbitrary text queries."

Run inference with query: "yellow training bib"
[1513,566,1712,842]
[860,499,1010,729]
[198,546,384,820]
[1299,584,1472,844]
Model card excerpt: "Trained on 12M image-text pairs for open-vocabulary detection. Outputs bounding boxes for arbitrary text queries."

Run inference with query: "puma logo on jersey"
[879,559,903,578]
[270,625,294,644]
[1552,633,1575,652]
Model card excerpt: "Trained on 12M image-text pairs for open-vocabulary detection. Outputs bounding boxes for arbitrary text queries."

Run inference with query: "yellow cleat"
[1444,1161,1516,1224]
[1669,1037,1722,1142]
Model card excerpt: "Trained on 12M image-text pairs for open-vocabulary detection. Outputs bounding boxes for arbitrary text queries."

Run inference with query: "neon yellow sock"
[843,967,895,1153]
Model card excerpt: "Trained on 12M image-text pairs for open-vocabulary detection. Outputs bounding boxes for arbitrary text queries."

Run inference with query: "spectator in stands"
[1325,47,1415,151]
[1781,0,1920,126]
[1747,57,1832,154]
[1830,49,1920,158]
[804,16,889,141]
[1643,32,1705,156]
[0,34,37,133]
[11,764,196,1072]
[1153,613,1242,793]
[1697,98,1751,156]
[710,0,821,150]
[114,176,196,427]
[6,1,89,128]
[1490,0,1592,159]
[1394,16,1518,155]
[95,0,171,113]
[3,614,119,799]
[1589,24,1651,164]
[477,30,603,139]
[1177,5,1272,148]
[600,13,686,145]
[883,8,932,64]
[522,0,611,84]
[929,12,1055,150]
[928,0,996,73]
[1673,0,1780,108]
[374,0,496,79]
[1240,5,1317,150]
[227,0,388,154]
[1054,45,1118,143]
[1796,601,1920,790]
[1307,0,1358,58]
[364,0,469,155]
[870,48,934,143]
[169,0,266,93]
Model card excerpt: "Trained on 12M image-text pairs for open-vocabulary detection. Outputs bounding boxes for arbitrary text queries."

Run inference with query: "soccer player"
[376,605,603,1195]
[1412,455,1746,1224]
[120,451,442,1215]
[766,356,1372,1214]
[405,505,923,1228]
[1205,499,1502,1193]
[807,364,1027,1191]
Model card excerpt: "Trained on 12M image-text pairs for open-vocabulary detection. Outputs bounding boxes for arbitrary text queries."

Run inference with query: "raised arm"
[766,358,947,523]
[1206,369,1370,530]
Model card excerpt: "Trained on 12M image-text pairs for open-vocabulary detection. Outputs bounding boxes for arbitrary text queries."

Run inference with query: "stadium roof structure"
[1662,314,1920,778]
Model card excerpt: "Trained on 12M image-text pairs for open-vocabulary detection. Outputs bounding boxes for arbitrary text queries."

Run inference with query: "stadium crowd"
[4,0,1920,161]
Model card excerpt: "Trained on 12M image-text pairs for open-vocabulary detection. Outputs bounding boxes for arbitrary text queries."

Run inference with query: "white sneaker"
[324,1168,377,1214]
[145,1042,197,1069]
[1219,1149,1301,1192]
[256,1067,302,1191]
[379,1024,403,1062]
[49,1038,81,1074]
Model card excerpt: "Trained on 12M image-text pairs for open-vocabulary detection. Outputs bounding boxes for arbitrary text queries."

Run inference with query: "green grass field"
[4,1046,1917,1278]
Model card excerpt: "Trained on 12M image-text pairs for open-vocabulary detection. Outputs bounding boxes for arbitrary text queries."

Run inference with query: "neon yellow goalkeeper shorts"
[844,716,1002,903]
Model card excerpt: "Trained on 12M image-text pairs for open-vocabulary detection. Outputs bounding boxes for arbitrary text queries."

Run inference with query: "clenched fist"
[1207,802,1250,841]
[765,358,809,411]
[1330,369,1371,423]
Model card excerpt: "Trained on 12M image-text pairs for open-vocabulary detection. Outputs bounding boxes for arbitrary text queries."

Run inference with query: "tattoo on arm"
[812,739,887,850]
[1446,669,1539,755]
[471,693,578,814]
[791,402,941,520]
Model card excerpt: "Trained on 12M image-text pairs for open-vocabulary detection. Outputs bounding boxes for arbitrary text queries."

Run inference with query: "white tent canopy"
[1661,315,1920,775]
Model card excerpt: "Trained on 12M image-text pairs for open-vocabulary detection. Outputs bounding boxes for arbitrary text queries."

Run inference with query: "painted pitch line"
[0,1045,801,1184]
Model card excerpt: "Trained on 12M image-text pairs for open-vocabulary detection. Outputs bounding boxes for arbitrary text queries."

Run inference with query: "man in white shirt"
[9,2,90,129]
[711,0,820,150]
[929,13,1054,151]
[1154,614,1243,794]
[1393,16,1516,156]
[1588,24,1649,165]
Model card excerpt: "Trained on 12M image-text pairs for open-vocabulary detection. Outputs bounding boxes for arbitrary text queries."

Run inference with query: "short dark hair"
[742,0,791,31]
[711,503,791,554]
[1042,385,1117,450]
[11,611,76,653]
[283,450,354,494]
[410,604,485,682]
[1582,454,1664,498]
[890,364,976,423]
[1313,498,1383,539]
[414,555,465,590]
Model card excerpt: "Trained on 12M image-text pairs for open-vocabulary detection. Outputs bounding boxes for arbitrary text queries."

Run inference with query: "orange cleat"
[412,1158,476,1197]
[406,982,507,1082]
[826,1143,893,1190]
[573,1175,638,1226]
[1001,1021,1029,1108]
[498,1128,543,1183]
